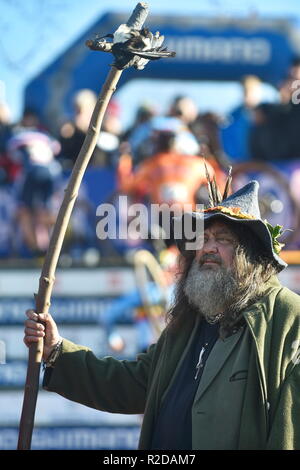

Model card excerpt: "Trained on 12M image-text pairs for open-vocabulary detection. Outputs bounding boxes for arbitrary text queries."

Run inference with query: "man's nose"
[203,237,218,253]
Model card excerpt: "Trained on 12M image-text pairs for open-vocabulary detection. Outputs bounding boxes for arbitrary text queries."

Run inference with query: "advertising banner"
[0,425,140,450]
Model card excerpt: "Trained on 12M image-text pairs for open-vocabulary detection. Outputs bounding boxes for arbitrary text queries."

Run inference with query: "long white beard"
[183,258,238,323]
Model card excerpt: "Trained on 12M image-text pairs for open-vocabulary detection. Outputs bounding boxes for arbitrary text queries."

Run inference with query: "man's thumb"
[37,313,53,323]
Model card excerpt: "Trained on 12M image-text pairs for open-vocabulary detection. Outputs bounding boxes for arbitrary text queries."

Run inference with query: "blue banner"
[0,426,140,450]
[25,13,298,125]
[0,297,131,324]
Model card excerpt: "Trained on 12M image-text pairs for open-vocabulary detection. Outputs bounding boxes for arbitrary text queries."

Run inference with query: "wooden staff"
[17,2,150,450]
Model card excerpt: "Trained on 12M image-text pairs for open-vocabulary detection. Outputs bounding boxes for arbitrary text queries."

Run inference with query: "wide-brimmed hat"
[174,179,288,272]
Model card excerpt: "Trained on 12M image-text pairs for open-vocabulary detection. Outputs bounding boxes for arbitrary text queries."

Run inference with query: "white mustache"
[199,255,222,265]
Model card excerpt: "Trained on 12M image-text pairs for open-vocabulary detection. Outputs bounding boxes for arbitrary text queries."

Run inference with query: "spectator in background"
[59,89,97,169]
[167,95,198,127]
[13,107,47,132]
[0,101,16,184]
[6,130,62,256]
[59,89,121,169]
[191,111,231,177]
[127,96,199,165]
[0,170,17,258]
[250,59,300,162]
[5,106,51,184]
[96,98,122,167]
[118,120,217,248]
[278,60,300,159]
[118,119,214,209]
[288,56,300,81]
[221,75,262,162]
[0,102,16,258]
[124,103,157,164]
[124,103,157,141]
[0,102,12,153]
[166,95,201,156]
[128,116,200,166]
[250,100,292,163]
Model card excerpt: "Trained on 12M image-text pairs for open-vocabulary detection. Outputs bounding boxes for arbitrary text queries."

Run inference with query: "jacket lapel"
[194,327,244,403]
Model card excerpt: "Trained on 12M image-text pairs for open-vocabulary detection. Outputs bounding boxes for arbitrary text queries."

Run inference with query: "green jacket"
[44,276,300,449]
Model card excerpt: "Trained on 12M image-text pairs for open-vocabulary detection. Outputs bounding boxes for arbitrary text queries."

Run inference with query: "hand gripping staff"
[17,2,175,450]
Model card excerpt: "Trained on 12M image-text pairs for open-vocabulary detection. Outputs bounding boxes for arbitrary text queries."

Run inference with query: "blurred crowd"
[1,57,300,263]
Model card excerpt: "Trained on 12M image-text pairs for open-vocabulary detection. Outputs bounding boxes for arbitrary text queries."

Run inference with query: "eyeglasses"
[197,232,238,248]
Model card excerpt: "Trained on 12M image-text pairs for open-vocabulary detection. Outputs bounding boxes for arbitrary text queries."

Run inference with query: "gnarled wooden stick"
[17,2,149,450]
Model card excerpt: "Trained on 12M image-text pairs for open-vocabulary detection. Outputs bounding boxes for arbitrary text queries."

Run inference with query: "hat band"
[200,205,256,220]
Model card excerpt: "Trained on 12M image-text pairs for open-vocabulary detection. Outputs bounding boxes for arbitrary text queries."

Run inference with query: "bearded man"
[24,181,300,450]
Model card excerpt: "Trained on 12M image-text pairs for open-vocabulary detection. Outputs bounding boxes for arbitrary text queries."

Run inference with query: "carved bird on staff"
[97,24,176,70]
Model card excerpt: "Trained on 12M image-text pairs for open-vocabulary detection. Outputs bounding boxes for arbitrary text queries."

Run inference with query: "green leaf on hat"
[264,220,292,254]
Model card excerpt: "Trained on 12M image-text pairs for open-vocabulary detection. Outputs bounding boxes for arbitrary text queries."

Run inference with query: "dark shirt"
[151,319,219,450]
